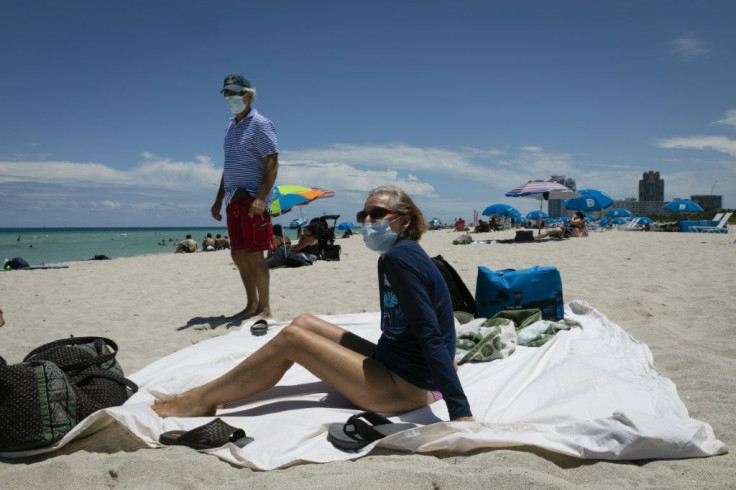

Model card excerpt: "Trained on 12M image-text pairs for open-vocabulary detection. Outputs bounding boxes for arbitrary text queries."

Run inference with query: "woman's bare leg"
[153,314,431,417]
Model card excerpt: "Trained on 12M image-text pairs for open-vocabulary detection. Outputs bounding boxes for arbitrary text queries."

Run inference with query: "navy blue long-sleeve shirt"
[372,239,472,419]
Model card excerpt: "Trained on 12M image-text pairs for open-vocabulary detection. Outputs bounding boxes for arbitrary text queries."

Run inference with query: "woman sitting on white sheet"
[153,186,474,422]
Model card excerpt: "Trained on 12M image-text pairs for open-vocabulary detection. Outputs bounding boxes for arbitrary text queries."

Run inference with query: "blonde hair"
[368,186,425,240]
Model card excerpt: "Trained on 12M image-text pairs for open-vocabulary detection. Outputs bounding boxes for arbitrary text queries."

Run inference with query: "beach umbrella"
[610,217,627,225]
[605,208,632,218]
[584,213,595,222]
[337,221,354,230]
[270,185,335,217]
[663,200,703,213]
[482,203,521,217]
[506,180,580,235]
[637,217,653,225]
[558,216,570,223]
[598,218,610,227]
[526,210,548,220]
[562,189,614,212]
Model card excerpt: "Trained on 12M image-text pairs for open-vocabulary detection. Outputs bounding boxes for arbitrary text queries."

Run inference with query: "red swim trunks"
[226,197,274,253]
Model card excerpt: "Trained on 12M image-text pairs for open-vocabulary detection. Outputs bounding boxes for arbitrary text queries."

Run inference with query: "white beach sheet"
[2,301,726,469]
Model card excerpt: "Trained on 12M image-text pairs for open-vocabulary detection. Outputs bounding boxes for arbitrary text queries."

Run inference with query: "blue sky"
[1,0,735,227]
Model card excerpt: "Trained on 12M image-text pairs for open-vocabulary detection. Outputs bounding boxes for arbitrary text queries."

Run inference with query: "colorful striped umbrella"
[506,180,581,200]
[506,180,580,234]
[270,185,335,217]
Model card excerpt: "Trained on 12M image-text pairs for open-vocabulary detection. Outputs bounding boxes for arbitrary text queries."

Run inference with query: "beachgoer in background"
[153,185,474,423]
[266,224,291,268]
[202,233,216,251]
[455,218,466,231]
[291,223,320,262]
[570,212,588,237]
[210,74,279,322]
[175,234,198,253]
[474,220,490,233]
[0,307,5,328]
[214,234,226,250]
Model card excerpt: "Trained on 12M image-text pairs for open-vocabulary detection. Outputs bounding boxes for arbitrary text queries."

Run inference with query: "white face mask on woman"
[362,217,401,253]
[225,96,246,114]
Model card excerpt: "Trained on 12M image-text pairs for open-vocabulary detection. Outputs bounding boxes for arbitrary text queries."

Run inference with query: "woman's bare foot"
[152,393,217,418]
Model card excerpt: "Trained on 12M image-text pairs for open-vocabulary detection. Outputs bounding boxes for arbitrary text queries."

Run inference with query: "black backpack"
[431,255,476,316]
[4,257,30,270]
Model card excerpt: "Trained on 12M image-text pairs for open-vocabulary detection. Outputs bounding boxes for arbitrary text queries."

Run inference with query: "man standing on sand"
[211,74,279,322]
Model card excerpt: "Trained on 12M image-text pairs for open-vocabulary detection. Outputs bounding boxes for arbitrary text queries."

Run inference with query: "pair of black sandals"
[159,412,416,451]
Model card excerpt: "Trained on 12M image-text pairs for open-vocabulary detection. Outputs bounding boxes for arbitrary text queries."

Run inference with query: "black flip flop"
[159,418,254,450]
[327,412,417,451]
[250,319,270,336]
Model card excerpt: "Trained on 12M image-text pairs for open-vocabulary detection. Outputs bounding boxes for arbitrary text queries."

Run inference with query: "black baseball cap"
[220,74,251,93]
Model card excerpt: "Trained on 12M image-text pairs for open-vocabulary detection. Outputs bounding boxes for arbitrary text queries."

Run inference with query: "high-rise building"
[639,171,664,202]
[548,175,576,218]
[690,195,723,213]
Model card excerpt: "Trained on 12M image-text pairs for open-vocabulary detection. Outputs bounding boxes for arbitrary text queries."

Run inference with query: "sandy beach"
[0,227,733,488]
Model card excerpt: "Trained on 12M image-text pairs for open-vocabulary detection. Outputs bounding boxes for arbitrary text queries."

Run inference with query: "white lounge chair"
[691,212,732,233]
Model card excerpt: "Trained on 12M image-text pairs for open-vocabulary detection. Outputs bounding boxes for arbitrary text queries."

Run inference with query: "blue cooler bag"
[475,265,564,320]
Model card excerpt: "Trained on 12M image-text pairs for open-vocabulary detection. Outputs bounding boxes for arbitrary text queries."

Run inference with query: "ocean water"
[0,227,248,266]
[0,225,355,266]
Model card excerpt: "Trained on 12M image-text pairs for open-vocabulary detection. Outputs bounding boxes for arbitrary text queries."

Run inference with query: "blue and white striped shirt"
[222,109,278,210]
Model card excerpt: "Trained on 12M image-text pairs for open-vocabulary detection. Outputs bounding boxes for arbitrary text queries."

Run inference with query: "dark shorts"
[226,197,274,253]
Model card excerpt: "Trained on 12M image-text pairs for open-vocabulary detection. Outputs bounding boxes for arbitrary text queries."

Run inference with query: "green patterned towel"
[456,309,581,364]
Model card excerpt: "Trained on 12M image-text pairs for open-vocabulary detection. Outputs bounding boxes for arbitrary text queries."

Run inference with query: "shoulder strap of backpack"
[432,254,476,315]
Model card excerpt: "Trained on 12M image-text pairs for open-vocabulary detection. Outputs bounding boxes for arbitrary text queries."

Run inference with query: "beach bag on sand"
[475,266,564,321]
[0,357,78,451]
[24,337,138,421]
[3,257,30,270]
[432,255,476,316]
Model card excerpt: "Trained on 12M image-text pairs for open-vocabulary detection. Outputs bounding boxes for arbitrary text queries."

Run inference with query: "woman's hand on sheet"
[452,416,476,422]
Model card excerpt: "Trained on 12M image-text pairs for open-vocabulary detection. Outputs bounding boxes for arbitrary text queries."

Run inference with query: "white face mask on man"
[225,95,246,114]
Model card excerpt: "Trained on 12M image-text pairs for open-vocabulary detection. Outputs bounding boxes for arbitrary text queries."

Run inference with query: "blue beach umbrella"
[598,218,610,227]
[562,189,614,212]
[557,216,570,224]
[663,200,703,213]
[637,217,653,225]
[605,208,632,218]
[482,203,521,217]
[526,210,548,220]
[337,221,354,230]
[585,213,595,222]
[610,217,627,225]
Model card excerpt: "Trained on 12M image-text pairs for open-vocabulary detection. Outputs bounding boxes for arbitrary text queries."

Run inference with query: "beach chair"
[621,218,641,231]
[711,213,724,222]
[690,212,732,233]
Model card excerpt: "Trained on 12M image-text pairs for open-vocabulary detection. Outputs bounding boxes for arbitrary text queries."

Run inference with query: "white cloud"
[711,109,736,128]
[670,36,710,61]
[657,135,736,159]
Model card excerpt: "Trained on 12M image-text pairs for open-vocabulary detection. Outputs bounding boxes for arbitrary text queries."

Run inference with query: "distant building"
[613,199,667,217]
[690,195,723,214]
[548,175,577,218]
[639,171,664,202]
